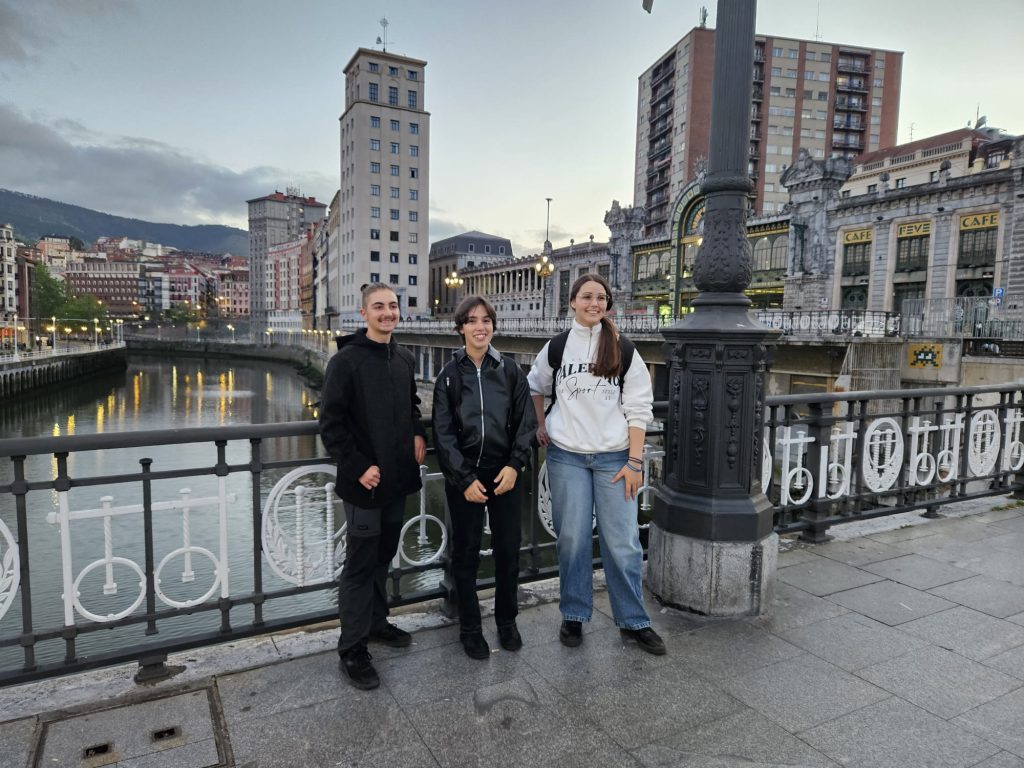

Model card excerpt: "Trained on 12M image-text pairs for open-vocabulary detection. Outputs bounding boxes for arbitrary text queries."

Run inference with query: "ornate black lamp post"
[649,0,781,616]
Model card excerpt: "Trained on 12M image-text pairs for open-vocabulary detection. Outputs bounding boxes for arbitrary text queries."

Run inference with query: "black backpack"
[546,329,635,414]
[442,353,520,435]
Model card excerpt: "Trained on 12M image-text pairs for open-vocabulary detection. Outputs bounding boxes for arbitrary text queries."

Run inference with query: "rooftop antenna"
[814,1,822,41]
[908,122,915,141]
[699,6,708,27]
[375,17,390,52]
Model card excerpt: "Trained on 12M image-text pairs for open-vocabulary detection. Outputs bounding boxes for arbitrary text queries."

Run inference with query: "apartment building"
[338,48,429,318]
[246,189,326,330]
[634,26,902,236]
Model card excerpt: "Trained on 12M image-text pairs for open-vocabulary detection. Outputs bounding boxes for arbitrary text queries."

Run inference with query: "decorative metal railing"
[764,383,1024,540]
[755,309,902,338]
[0,423,662,686]
[335,314,674,337]
[901,296,1024,340]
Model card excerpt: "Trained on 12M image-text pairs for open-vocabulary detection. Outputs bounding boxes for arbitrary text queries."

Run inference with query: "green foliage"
[33,263,108,324]
[164,302,201,325]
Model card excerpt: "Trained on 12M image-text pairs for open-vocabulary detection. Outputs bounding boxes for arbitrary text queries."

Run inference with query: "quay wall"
[0,348,128,400]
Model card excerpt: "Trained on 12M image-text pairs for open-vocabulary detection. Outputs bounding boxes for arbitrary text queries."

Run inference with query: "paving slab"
[747,582,849,634]
[906,516,1008,541]
[811,538,909,566]
[866,523,941,544]
[928,575,1024,619]
[650,706,838,767]
[800,696,1001,767]
[946,549,1024,587]
[0,717,36,768]
[987,531,1024,554]
[632,747,835,768]
[861,553,974,590]
[988,513,1024,532]
[986,643,1024,680]
[228,691,422,768]
[776,556,883,596]
[571,660,745,751]
[826,579,956,625]
[594,588,709,636]
[972,753,1024,768]
[777,612,928,672]
[217,651,354,721]
[856,645,1023,719]
[952,687,1024,759]
[899,606,1024,661]
[778,544,829,567]
[403,673,629,768]
[720,653,889,733]
[668,619,804,681]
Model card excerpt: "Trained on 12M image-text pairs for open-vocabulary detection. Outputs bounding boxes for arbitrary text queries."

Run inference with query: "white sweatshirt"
[528,320,654,454]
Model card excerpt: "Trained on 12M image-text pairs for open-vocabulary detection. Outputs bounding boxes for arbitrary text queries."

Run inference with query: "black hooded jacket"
[432,346,537,492]
[319,329,425,508]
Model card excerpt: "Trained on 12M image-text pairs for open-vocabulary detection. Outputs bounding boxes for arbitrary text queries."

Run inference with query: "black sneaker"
[339,648,380,690]
[621,626,666,656]
[460,631,491,660]
[559,620,583,647]
[497,624,523,652]
[369,622,412,648]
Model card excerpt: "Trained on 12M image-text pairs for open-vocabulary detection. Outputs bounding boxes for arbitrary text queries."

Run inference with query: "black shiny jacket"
[431,347,537,492]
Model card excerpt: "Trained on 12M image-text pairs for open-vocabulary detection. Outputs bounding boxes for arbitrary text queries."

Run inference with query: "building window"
[957,227,998,268]
[390,164,400,176]
[370,116,380,128]
[409,189,418,201]
[368,83,379,102]
[841,190,850,198]
[409,211,418,222]
[409,233,418,243]
[468,244,475,253]
[785,87,796,97]
[370,184,380,196]
[390,209,399,220]
[370,229,380,240]
[408,275,417,285]
[772,46,782,56]
[410,167,418,178]
[771,66,782,76]
[408,254,417,264]
[388,65,398,76]
[390,119,399,131]
[408,296,418,308]
[817,91,828,101]
[787,48,798,58]
[817,72,829,81]
[408,90,417,108]
[896,236,929,272]
[390,142,399,154]
[371,207,380,218]
[805,51,816,60]
[895,178,906,189]
[410,122,419,134]
[370,250,380,262]
[390,186,399,198]
[389,274,399,284]
[842,242,871,276]
[498,246,506,255]
[867,184,877,193]
[370,162,380,174]
[389,252,399,263]
[390,231,399,242]
[370,139,380,151]
[785,69,797,78]
[409,145,419,157]
[407,70,418,80]
[388,86,398,105]
[370,272,380,282]
[770,86,781,96]
[368,62,379,73]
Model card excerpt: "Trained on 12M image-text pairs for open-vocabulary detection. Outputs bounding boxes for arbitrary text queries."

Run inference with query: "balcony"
[835,99,867,112]
[833,120,865,131]
[835,79,868,93]
[836,59,869,73]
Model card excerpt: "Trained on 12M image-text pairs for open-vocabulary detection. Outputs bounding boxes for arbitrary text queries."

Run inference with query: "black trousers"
[445,466,522,633]
[337,498,405,656]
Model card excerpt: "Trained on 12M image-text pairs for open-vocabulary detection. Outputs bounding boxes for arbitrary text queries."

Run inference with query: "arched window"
[770,235,789,270]
[752,237,772,272]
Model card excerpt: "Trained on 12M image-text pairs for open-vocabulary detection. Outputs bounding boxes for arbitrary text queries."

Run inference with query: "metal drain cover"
[36,689,223,767]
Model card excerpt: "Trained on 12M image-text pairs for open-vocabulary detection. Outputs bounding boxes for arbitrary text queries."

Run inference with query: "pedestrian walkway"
[2,496,1024,767]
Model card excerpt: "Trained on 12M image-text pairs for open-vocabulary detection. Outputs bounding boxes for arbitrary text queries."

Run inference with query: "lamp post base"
[647,524,777,617]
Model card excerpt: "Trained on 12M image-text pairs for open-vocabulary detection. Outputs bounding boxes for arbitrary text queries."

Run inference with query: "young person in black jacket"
[319,283,427,690]
[432,295,537,659]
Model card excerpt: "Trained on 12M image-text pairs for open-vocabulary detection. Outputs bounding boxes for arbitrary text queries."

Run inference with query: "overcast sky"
[1,0,1021,256]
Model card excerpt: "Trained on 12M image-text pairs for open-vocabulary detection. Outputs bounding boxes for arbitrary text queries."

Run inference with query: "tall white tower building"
[338,48,430,318]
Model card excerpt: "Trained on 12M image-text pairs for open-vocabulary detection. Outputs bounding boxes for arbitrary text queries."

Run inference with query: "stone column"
[648,0,780,617]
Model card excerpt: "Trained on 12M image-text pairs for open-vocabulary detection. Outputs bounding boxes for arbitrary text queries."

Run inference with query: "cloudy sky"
[1,0,1021,256]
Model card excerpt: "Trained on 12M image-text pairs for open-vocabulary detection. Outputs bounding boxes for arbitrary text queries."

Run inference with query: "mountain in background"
[0,189,249,256]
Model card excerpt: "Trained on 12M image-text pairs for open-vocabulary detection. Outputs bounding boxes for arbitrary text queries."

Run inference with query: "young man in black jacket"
[319,283,427,690]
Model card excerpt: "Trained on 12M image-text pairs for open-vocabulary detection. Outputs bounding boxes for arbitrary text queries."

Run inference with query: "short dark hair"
[453,295,497,334]
[361,282,397,308]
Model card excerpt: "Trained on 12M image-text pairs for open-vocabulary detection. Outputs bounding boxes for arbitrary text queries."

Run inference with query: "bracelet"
[628,455,642,462]
[626,458,643,466]
[624,464,642,473]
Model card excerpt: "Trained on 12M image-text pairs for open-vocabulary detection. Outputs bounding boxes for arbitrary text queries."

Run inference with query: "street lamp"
[51,316,57,354]
[11,312,19,361]
[227,323,235,343]
[93,318,99,348]
[534,254,555,319]
[444,270,464,314]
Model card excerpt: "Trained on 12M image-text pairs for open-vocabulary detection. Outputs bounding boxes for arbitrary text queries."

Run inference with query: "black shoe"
[369,622,412,648]
[621,626,666,656]
[339,648,380,690]
[460,631,490,660]
[559,620,583,647]
[497,624,523,652]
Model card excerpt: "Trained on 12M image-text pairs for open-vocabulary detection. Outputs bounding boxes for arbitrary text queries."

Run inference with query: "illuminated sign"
[960,212,999,231]
[897,221,931,238]
[843,229,873,244]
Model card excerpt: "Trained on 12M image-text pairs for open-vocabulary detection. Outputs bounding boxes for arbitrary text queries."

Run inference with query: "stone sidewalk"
[2,496,1024,767]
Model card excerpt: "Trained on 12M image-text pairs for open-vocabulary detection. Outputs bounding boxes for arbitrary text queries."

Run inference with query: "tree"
[68,236,86,252]
[33,264,68,320]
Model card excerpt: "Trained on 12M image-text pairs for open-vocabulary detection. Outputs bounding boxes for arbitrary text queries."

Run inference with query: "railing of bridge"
[2,381,1022,684]
[0,341,126,364]
[755,309,902,338]
[335,314,674,337]
[764,382,1024,540]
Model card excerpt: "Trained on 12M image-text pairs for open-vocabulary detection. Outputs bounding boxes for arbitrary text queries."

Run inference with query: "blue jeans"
[547,444,651,630]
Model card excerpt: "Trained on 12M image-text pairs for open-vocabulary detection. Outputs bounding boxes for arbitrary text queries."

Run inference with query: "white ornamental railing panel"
[0,519,19,623]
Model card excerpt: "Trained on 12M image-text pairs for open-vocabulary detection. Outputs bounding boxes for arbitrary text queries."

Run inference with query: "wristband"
[628,455,642,462]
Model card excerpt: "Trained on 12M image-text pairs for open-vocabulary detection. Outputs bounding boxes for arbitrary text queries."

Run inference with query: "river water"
[0,354,454,674]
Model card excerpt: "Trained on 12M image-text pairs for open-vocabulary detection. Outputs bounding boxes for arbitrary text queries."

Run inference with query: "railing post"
[799,402,833,542]
[648,0,780,618]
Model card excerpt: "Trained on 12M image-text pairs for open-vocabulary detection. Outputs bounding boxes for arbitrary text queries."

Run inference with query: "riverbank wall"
[0,347,128,399]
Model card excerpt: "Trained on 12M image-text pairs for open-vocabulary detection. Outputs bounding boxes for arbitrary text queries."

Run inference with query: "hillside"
[0,189,249,256]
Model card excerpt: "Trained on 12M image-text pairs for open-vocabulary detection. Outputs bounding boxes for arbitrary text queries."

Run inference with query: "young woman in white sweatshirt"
[527,273,665,655]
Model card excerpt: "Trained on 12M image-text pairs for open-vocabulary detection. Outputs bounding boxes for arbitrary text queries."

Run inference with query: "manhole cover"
[36,689,226,767]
